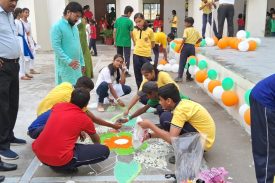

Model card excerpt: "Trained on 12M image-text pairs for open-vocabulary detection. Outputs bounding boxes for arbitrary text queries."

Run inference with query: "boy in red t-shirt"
[32,88,110,171]
[89,20,98,56]
[237,13,245,30]
[153,14,163,32]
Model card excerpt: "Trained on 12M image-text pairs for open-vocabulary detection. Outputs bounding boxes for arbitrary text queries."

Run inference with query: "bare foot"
[30,69,40,74]
[97,103,104,112]
[21,76,31,80]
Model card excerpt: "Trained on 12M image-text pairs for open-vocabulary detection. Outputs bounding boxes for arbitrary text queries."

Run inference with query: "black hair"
[158,83,180,103]
[172,10,176,15]
[134,13,149,30]
[167,33,175,40]
[70,88,90,109]
[83,5,89,10]
[90,19,96,24]
[13,8,22,19]
[111,7,115,11]
[238,13,243,19]
[124,6,134,14]
[141,62,159,81]
[75,76,94,90]
[63,2,83,16]
[22,8,29,13]
[108,54,124,83]
[185,17,194,26]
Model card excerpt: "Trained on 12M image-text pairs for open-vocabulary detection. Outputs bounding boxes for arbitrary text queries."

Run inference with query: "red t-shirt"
[84,10,93,20]
[32,103,96,166]
[90,25,97,39]
[237,18,245,26]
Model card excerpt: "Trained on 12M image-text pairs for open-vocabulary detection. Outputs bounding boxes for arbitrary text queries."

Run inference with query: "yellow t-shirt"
[171,16,178,28]
[154,32,167,49]
[139,71,179,91]
[183,27,202,45]
[37,82,73,116]
[200,0,213,14]
[171,100,216,151]
[133,27,155,57]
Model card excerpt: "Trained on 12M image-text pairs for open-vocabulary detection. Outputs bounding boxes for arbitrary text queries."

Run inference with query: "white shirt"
[219,0,235,4]
[95,67,119,89]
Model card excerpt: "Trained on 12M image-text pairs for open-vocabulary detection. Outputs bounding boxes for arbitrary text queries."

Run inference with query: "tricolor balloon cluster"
[238,89,252,126]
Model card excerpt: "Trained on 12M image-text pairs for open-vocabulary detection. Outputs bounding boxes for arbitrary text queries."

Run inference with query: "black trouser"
[117,46,131,70]
[133,54,152,89]
[250,95,275,183]
[178,44,194,79]
[159,111,197,134]
[96,81,131,103]
[218,4,235,38]
[49,144,110,170]
[0,58,20,150]
[202,13,219,38]
[89,38,97,55]
[171,27,177,37]
[153,44,160,68]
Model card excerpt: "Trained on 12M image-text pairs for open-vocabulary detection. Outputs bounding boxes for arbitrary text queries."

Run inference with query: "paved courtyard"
[3,44,256,183]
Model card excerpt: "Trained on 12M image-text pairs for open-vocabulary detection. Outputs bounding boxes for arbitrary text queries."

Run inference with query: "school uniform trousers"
[178,43,194,79]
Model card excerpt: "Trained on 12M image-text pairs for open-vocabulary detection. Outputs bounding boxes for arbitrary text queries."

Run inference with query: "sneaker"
[126,72,131,77]
[0,160,17,171]
[168,155,175,164]
[10,137,26,145]
[0,149,19,160]
[0,176,5,182]
[186,77,194,82]
[174,77,183,82]
[92,54,98,56]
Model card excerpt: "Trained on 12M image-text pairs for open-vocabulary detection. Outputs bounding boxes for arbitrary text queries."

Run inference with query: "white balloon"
[203,78,211,89]
[169,59,177,65]
[238,41,249,52]
[164,63,172,72]
[236,30,247,40]
[171,64,179,73]
[189,65,196,76]
[252,38,261,46]
[157,64,164,71]
[205,37,215,47]
[175,53,180,61]
[213,86,224,99]
[194,66,200,75]
[239,104,250,118]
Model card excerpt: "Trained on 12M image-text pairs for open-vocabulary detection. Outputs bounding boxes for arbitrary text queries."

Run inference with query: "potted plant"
[100,29,114,45]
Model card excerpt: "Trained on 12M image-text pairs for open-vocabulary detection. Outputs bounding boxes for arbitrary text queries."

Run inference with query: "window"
[107,3,115,13]
[143,3,161,21]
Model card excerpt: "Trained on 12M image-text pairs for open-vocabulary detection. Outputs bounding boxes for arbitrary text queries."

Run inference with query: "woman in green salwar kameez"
[78,18,94,78]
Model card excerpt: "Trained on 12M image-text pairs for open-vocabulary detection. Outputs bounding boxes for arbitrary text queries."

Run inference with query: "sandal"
[21,76,31,80]
[30,69,40,74]
[97,103,105,112]
[25,73,33,78]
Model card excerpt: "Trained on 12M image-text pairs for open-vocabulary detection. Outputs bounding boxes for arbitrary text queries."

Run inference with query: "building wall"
[268,0,275,10]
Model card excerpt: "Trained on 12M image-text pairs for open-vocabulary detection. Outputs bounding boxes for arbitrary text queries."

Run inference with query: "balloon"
[246,31,251,38]
[194,66,200,75]
[213,36,219,45]
[239,104,250,117]
[217,38,228,49]
[244,89,252,106]
[200,39,206,47]
[248,40,257,51]
[236,30,247,40]
[221,91,239,106]
[189,65,197,76]
[171,42,176,49]
[206,37,215,46]
[157,64,164,71]
[195,70,208,83]
[232,39,242,50]
[222,77,234,91]
[171,64,179,73]
[253,38,261,46]
[164,63,172,72]
[238,41,249,52]
[213,86,224,99]
[208,80,221,93]
[169,59,177,65]
[198,60,208,70]
[203,78,211,90]
[244,108,251,125]
[159,59,168,65]
[175,44,181,52]
[188,57,197,66]
[208,69,218,80]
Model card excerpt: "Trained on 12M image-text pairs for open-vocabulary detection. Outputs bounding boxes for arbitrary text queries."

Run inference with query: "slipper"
[21,76,31,80]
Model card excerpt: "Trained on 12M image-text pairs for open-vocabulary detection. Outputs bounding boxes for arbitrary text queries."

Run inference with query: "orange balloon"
[229,38,237,48]
[213,36,219,45]
[221,91,239,106]
[195,70,208,83]
[208,80,222,93]
[159,59,167,65]
[248,40,257,51]
[175,44,181,52]
[244,108,251,125]
[232,39,241,50]
[217,38,228,49]
[173,40,183,44]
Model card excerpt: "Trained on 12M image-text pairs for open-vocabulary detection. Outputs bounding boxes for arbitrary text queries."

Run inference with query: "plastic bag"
[197,167,230,183]
[132,117,147,149]
[171,132,206,182]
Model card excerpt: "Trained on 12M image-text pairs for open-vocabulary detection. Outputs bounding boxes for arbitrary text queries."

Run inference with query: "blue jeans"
[96,81,131,103]
[89,38,97,55]
[202,13,218,38]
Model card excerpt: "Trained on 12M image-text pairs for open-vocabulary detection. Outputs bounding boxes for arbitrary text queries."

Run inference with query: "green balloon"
[198,60,208,70]
[200,39,206,47]
[222,77,234,91]
[171,42,176,49]
[208,69,218,80]
[244,89,252,106]
[246,31,251,38]
[188,58,196,66]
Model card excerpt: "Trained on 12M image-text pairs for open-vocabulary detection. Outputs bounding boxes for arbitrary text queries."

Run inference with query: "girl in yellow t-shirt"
[132,13,155,89]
